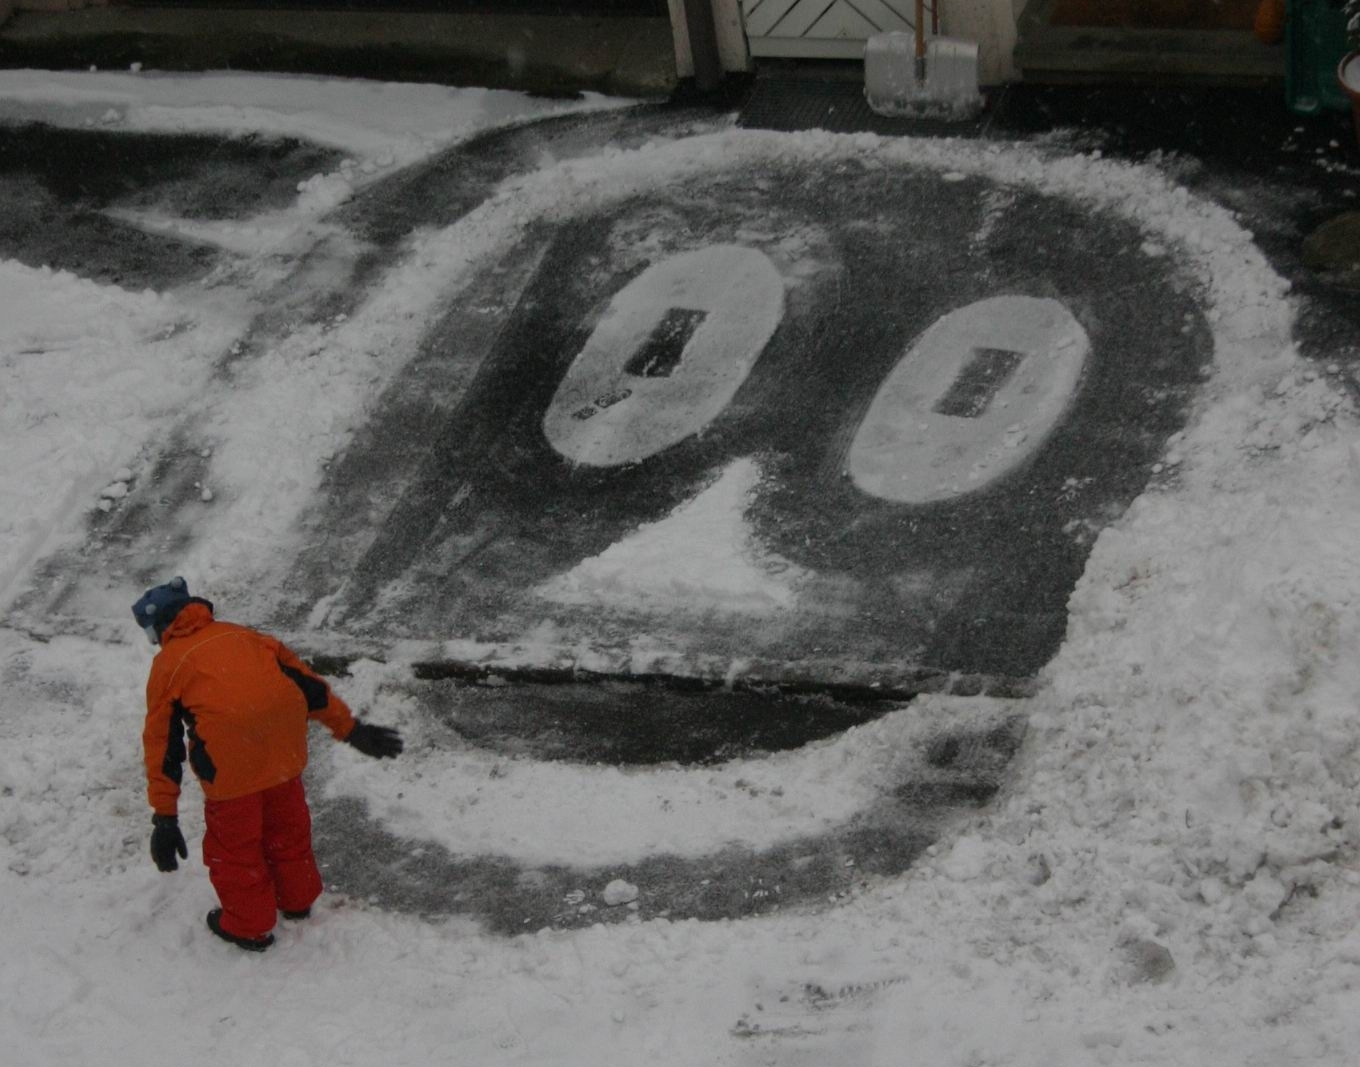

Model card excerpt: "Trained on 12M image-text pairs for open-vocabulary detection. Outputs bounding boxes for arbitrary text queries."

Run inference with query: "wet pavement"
[410,675,895,766]
[0,123,339,287]
[6,74,1358,929]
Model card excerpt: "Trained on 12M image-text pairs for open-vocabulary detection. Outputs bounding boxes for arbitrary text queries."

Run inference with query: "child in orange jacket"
[134,577,402,951]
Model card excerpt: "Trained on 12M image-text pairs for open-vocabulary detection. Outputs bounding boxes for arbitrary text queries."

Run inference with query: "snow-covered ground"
[3,69,1360,1066]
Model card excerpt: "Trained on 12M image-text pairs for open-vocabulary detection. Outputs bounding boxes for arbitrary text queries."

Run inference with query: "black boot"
[281,907,311,921]
[206,908,274,952]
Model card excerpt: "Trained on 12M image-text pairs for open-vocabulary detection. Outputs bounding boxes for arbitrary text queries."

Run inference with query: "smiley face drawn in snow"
[293,133,1213,682]
[264,121,1274,929]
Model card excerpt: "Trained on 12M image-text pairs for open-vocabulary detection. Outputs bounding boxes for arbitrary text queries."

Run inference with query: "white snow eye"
[542,244,784,467]
[848,296,1089,504]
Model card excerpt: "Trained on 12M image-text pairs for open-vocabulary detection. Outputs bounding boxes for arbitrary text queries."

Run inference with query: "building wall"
[667,0,753,77]
[669,0,1021,85]
[10,0,107,10]
[946,0,1024,83]
[1,0,1023,86]
[3,0,108,25]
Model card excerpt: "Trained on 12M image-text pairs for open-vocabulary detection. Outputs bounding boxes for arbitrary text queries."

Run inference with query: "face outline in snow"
[11,112,1282,929]
[298,131,1213,685]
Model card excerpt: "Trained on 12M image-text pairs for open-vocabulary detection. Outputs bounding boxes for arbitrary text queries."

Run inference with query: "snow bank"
[0,261,236,612]
[0,69,626,164]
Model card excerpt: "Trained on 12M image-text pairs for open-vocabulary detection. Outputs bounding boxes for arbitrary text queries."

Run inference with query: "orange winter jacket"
[142,601,357,816]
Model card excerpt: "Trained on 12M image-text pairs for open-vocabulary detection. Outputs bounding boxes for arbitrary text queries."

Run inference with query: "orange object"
[1343,53,1360,148]
[142,602,356,816]
[1253,0,1285,44]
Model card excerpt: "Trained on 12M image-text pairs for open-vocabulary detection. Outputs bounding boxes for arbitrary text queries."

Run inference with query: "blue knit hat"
[131,577,193,645]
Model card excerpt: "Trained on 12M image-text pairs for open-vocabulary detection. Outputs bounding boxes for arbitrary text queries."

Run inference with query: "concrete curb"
[0,8,679,97]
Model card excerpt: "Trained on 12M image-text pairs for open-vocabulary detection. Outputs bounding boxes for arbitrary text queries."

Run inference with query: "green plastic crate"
[1287,0,1350,113]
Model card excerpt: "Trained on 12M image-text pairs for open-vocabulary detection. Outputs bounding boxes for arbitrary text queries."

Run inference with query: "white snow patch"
[536,458,807,615]
[0,261,235,611]
[0,70,627,165]
[602,879,640,907]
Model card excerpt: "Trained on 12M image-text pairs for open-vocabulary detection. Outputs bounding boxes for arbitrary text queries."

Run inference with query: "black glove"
[345,720,403,759]
[150,814,187,872]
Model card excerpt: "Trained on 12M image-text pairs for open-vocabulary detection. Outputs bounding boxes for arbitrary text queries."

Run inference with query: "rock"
[937,836,989,881]
[1120,939,1176,985]
[1302,212,1360,289]
[1242,871,1287,914]
[602,879,639,907]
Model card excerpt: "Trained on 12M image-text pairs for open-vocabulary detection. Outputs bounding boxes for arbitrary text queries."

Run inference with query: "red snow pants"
[202,776,323,940]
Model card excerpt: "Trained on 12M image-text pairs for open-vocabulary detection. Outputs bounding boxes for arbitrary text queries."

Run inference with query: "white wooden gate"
[740,0,925,59]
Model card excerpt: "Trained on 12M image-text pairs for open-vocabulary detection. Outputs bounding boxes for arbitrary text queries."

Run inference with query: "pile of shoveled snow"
[0,69,625,166]
[0,261,236,608]
[848,373,1360,1065]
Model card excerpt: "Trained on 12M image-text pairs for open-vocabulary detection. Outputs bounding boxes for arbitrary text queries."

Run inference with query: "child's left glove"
[150,814,188,872]
[345,720,403,759]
